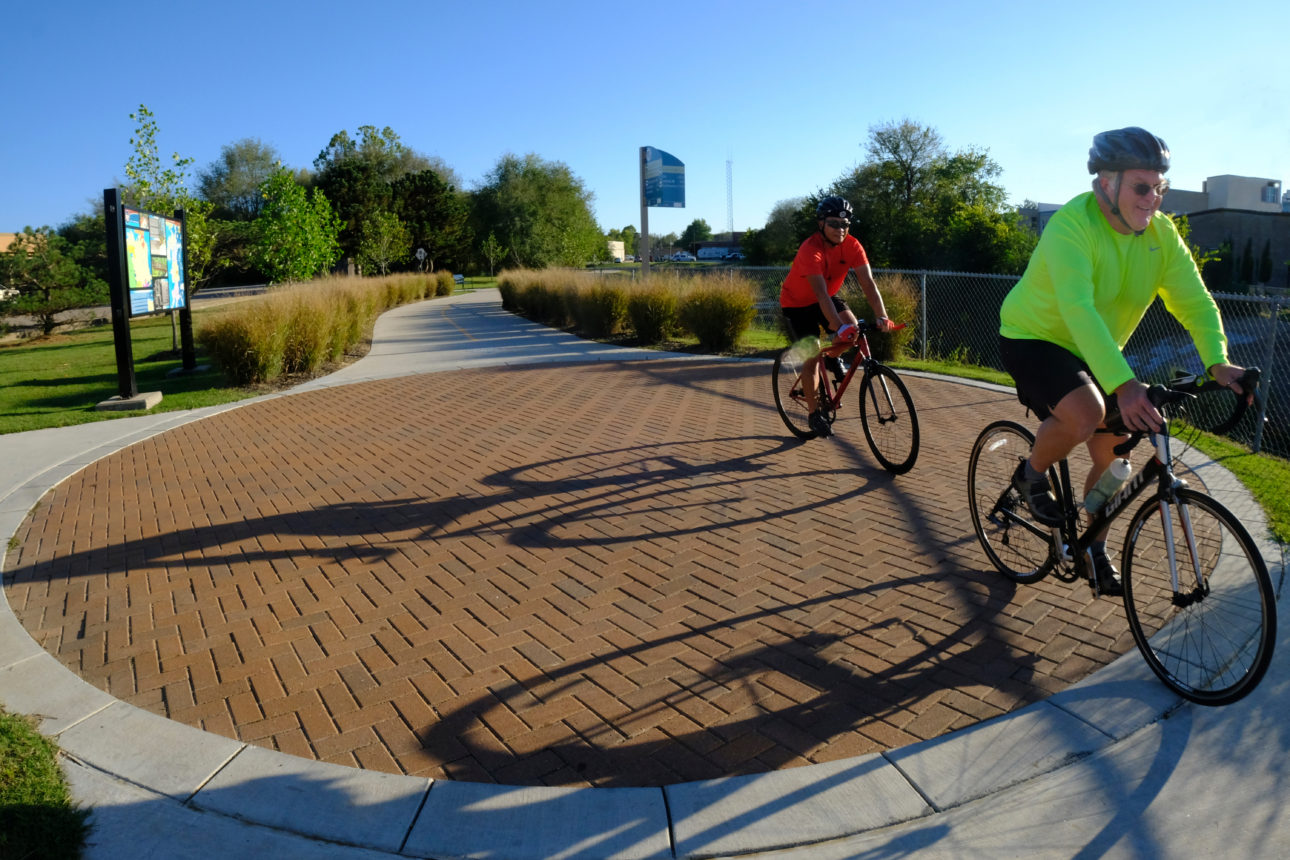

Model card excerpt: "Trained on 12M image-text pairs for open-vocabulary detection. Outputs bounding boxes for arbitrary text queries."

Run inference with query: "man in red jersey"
[779,195,895,437]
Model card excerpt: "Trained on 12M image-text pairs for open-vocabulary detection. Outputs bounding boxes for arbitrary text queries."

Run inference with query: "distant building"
[1163,174,1283,215]
[1017,203,1062,234]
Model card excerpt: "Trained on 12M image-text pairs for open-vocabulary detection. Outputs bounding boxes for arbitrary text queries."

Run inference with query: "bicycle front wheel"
[1122,488,1276,706]
[967,420,1055,583]
[858,364,920,474]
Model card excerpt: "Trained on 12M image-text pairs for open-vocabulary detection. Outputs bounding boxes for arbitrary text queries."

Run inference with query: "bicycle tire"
[772,347,821,439]
[1122,488,1276,705]
[967,420,1056,583]
[858,364,919,474]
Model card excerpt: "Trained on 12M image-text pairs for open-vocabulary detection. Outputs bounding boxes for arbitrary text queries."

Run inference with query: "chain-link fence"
[736,265,1284,457]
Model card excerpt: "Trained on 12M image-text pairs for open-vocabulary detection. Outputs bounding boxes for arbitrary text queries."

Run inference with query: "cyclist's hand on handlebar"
[834,323,858,344]
[1114,378,1165,432]
[1208,362,1255,405]
[875,316,896,332]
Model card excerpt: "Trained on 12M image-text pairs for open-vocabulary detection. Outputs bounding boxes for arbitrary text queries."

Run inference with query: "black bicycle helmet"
[1087,127,1170,174]
[816,196,853,220]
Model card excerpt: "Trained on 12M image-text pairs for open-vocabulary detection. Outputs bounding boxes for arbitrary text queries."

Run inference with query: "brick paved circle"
[5,360,1140,787]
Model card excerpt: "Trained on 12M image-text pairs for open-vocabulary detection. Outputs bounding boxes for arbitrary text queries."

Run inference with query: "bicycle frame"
[995,428,1198,596]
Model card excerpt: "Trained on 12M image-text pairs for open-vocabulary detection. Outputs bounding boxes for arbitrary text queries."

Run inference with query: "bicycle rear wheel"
[772,346,823,439]
[1122,488,1276,705]
[858,364,919,474]
[967,420,1055,583]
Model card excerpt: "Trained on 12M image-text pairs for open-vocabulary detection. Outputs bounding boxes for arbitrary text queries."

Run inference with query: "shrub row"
[497,270,757,352]
[198,272,455,385]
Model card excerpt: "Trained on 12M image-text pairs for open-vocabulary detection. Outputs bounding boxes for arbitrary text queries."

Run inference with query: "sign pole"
[103,188,138,399]
[176,207,196,371]
[639,146,650,279]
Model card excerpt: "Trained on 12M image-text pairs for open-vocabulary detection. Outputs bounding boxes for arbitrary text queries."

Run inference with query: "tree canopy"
[830,119,1034,273]
[471,153,602,269]
[0,227,108,334]
[197,138,282,220]
[251,169,342,283]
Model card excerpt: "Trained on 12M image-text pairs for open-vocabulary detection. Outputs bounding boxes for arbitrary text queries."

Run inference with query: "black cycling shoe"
[824,355,850,385]
[1091,551,1124,597]
[1011,461,1063,526]
[808,409,833,438]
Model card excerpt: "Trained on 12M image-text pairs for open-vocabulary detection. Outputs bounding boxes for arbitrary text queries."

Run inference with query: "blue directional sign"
[643,146,685,208]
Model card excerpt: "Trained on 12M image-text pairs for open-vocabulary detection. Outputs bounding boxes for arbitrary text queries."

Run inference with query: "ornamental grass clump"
[280,292,337,375]
[435,270,456,296]
[197,298,289,384]
[843,273,919,362]
[575,283,629,338]
[678,277,757,352]
[626,280,680,344]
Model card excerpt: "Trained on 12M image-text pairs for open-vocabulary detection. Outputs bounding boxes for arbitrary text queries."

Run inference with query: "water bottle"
[1084,458,1132,513]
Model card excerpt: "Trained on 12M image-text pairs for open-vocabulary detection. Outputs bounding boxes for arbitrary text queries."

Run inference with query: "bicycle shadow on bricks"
[411,572,1042,788]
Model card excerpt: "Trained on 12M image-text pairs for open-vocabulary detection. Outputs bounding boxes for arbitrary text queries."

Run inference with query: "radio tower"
[725,154,734,238]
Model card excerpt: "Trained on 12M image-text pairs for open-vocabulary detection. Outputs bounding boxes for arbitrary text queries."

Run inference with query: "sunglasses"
[823,218,850,229]
[1129,180,1169,197]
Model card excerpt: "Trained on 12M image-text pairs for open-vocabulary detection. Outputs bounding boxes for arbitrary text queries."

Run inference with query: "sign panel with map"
[122,207,186,316]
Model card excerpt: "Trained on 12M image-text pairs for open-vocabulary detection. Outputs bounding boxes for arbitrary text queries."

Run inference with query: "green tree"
[0,227,107,334]
[470,153,603,268]
[480,231,506,276]
[357,210,411,275]
[677,218,714,252]
[1258,238,1273,284]
[829,118,1030,273]
[741,197,810,264]
[197,138,282,220]
[312,126,436,260]
[391,169,470,273]
[1239,237,1255,285]
[123,106,214,288]
[252,168,342,283]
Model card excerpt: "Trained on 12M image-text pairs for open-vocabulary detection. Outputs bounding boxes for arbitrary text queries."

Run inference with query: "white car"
[671,252,696,262]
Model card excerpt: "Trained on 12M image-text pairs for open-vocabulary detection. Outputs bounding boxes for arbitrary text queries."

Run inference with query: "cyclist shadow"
[414,567,1043,787]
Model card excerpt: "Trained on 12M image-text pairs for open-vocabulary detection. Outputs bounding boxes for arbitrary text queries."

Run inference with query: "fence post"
[919,271,928,360]
[1251,297,1282,453]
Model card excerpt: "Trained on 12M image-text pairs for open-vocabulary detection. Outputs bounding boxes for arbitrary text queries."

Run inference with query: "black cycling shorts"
[782,296,850,342]
[998,336,1098,420]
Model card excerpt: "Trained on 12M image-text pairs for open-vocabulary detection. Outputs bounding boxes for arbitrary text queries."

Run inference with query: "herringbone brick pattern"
[5,361,1144,787]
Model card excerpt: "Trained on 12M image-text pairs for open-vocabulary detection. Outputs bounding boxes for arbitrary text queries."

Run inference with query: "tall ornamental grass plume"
[197,274,440,386]
[677,275,757,352]
[626,277,681,344]
[574,283,629,338]
[435,271,456,296]
[843,273,919,362]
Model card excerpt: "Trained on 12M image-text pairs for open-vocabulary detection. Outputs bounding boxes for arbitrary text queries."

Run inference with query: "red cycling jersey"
[779,232,870,308]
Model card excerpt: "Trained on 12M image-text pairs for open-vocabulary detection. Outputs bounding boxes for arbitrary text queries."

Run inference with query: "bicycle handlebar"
[1104,367,1260,444]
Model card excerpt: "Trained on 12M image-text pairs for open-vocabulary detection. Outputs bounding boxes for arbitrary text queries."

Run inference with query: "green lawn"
[0,313,254,435]
[0,707,90,859]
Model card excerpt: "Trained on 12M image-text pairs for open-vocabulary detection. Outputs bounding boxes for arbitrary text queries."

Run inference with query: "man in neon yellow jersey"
[998,126,1251,596]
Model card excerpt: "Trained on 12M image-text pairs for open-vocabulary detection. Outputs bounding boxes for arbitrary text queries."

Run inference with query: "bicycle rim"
[772,348,816,439]
[1122,488,1276,705]
[858,365,919,474]
[967,421,1054,583]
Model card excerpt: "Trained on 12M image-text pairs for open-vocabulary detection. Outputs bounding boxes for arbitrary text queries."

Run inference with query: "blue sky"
[3,0,1287,238]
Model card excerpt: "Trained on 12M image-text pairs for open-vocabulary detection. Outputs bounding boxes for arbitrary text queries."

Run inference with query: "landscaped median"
[197,271,458,385]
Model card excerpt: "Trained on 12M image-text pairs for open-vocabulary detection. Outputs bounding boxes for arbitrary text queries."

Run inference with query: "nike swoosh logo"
[1149,246,1160,251]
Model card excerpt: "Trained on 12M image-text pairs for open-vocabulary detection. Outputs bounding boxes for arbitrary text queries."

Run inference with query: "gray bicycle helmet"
[816,196,853,220]
[1087,127,1170,174]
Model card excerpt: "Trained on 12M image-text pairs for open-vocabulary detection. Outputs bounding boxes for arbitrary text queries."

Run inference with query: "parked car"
[723,251,745,260]
[671,252,696,262]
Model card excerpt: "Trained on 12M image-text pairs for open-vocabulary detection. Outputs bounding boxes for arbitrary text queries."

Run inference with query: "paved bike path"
[1,289,1286,858]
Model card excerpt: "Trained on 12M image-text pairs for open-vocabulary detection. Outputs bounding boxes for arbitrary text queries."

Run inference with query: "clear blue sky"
[3,0,1286,238]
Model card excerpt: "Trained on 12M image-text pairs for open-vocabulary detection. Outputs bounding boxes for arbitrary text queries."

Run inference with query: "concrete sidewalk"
[2,289,1287,859]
